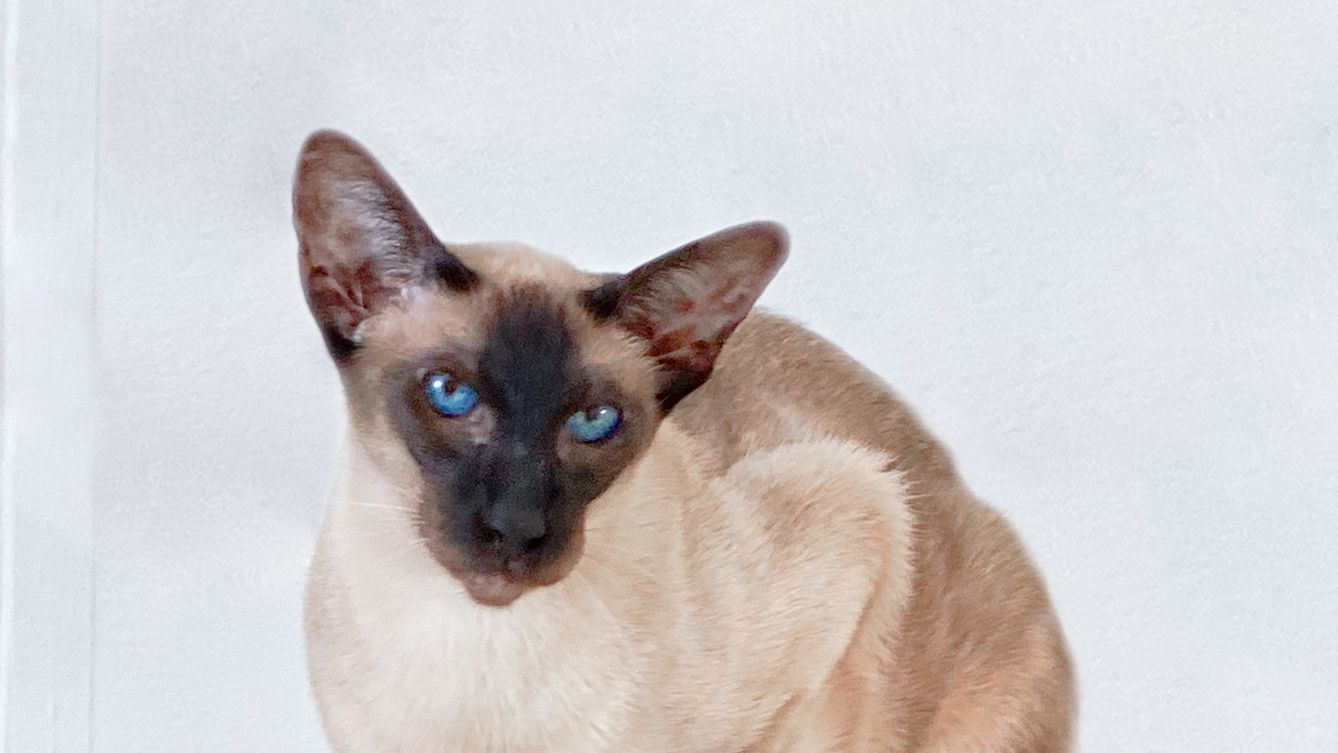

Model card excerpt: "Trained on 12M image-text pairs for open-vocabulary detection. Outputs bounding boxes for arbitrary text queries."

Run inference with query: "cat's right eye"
[424,372,479,417]
[566,404,622,443]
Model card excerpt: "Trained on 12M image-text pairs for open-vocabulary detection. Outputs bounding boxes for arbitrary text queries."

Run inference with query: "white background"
[3,1,1336,751]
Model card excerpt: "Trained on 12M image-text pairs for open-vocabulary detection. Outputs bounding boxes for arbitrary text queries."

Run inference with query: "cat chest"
[310,570,656,751]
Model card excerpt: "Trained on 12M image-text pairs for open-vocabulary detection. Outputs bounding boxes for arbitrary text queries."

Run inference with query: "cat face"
[292,130,786,606]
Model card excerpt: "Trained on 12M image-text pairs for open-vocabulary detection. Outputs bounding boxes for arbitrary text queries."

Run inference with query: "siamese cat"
[293,130,1074,753]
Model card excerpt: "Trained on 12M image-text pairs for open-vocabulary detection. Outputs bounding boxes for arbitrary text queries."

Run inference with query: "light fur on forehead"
[355,288,485,362]
[568,302,660,401]
[448,241,601,290]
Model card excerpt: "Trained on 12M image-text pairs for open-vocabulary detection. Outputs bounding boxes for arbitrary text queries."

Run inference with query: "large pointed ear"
[292,130,477,361]
[584,222,788,411]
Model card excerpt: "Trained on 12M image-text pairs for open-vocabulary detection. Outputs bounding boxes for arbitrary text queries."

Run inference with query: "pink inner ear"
[630,275,763,379]
[303,256,397,341]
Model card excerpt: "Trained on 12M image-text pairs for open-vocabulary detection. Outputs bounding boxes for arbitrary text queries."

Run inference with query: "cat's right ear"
[582,222,788,411]
[292,130,477,362]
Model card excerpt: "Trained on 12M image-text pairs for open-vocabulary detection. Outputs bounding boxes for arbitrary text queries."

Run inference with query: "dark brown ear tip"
[299,129,368,160]
[745,220,788,241]
[292,130,393,220]
[732,220,790,266]
[294,130,383,186]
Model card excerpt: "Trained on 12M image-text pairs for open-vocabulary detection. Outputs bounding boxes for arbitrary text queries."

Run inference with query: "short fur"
[294,131,1074,752]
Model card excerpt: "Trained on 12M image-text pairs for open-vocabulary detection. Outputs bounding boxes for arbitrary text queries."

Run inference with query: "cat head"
[292,130,787,606]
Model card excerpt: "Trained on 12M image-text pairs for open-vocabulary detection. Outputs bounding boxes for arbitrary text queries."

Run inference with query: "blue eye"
[566,405,621,443]
[424,372,479,417]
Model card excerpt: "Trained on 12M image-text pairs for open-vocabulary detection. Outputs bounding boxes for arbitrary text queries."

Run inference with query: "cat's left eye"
[566,405,622,443]
[424,371,479,417]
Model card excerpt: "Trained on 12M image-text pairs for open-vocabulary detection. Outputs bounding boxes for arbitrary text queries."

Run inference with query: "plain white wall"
[3,0,1336,750]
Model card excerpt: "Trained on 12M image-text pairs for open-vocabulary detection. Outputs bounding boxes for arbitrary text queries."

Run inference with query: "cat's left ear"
[292,130,477,361]
[584,222,788,411]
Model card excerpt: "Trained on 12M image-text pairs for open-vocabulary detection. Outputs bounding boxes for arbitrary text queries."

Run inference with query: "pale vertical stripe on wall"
[0,0,98,749]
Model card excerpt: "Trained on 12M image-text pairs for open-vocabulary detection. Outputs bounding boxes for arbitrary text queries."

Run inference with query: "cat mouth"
[458,554,580,607]
[425,529,586,608]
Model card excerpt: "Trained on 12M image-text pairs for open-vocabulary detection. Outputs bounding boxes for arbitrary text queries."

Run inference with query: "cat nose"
[479,506,547,554]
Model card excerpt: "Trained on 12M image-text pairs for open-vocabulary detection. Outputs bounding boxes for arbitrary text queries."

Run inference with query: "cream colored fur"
[305,252,1074,753]
[310,420,912,751]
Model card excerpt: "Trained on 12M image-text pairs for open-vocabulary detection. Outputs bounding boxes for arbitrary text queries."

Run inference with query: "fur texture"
[295,131,1074,753]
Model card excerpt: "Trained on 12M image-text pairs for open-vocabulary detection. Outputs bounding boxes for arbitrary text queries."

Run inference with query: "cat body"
[294,132,1073,753]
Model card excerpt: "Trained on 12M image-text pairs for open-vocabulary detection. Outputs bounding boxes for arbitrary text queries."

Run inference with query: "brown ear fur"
[586,222,788,410]
[292,129,476,361]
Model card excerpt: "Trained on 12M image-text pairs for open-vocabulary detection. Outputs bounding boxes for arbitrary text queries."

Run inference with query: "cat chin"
[456,560,578,607]
[462,573,529,607]
[447,533,586,608]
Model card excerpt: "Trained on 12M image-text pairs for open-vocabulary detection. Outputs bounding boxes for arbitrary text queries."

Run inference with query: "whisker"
[351,502,417,512]
[362,532,431,562]
[583,518,674,533]
[346,511,423,537]
[582,548,664,589]
[573,558,623,623]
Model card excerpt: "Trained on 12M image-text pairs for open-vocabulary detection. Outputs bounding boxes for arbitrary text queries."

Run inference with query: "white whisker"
[351,502,417,512]
[582,547,663,589]
[583,518,673,533]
